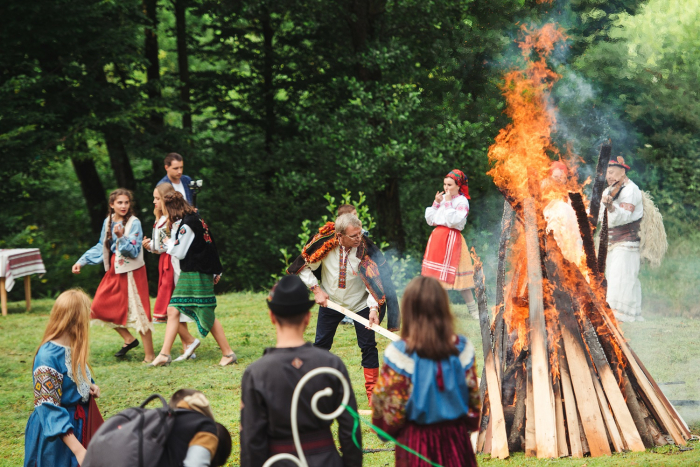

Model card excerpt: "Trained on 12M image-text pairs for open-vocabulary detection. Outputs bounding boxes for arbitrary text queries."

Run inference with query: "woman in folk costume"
[150,192,236,367]
[142,183,199,362]
[372,276,480,467]
[24,289,101,467]
[421,169,478,318]
[72,189,155,362]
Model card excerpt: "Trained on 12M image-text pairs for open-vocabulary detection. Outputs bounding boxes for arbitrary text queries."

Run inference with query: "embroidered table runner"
[0,249,46,292]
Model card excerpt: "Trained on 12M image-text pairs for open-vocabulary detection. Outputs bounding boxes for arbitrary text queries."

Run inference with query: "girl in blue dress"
[371,276,480,467]
[24,289,100,467]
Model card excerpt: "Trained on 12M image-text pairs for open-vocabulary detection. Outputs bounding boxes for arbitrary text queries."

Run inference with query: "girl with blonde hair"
[371,276,480,467]
[24,289,101,467]
[72,188,155,362]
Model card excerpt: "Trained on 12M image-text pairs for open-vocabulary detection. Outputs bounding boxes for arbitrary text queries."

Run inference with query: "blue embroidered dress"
[371,336,480,467]
[24,342,92,467]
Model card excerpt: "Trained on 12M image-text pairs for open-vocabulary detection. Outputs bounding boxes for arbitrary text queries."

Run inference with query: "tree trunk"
[71,155,108,236]
[375,178,406,251]
[144,0,166,183]
[174,0,192,133]
[103,127,136,191]
[261,5,275,153]
[347,0,384,82]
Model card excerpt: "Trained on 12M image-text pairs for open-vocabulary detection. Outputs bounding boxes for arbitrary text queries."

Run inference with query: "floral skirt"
[91,256,153,334]
[395,417,477,467]
[169,271,216,337]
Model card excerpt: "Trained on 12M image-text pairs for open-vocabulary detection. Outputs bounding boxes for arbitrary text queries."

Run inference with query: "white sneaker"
[173,352,197,362]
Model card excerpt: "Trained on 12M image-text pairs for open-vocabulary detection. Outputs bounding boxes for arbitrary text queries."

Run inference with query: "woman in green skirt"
[150,192,237,367]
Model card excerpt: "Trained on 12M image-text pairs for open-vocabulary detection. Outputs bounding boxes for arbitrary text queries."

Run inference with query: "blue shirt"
[158,174,194,205]
[77,218,143,267]
[383,335,475,425]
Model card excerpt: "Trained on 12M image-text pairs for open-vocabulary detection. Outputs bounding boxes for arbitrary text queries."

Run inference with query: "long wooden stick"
[325,301,400,342]
[523,198,558,458]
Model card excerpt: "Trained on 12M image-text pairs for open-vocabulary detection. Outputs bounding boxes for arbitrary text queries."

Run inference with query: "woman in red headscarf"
[421,169,478,318]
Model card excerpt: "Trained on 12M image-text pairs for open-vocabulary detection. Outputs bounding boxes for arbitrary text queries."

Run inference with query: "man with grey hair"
[286,213,398,405]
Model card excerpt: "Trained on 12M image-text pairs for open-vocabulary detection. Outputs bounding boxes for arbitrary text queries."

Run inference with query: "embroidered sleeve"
[371,365,412,439]
[608,183,643,227]
[34,366,63,407]
[298,266,320,289]
[77,221,107,266]
[443,197,469,229]
[425,205,437,226]
[117,217,143,259]
[167,224,196,260]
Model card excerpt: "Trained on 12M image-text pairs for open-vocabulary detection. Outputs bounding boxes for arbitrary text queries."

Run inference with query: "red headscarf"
[549,160,569,176]
[446,169,470,199]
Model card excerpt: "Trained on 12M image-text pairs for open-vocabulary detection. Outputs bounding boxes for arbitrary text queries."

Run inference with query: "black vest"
[177,213,223,275]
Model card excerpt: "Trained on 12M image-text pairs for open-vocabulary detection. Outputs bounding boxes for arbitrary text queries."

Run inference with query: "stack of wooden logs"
[472,152,691,459]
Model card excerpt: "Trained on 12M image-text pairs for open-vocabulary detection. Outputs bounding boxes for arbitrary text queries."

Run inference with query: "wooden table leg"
[0,278,7,316]
[25,276,31,311]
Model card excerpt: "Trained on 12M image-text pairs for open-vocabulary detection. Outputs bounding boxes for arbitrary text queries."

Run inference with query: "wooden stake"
[508,362,527,452]
[525,355,536,457]
[559,349,583,458]
[590,366,625,452]
[581,317,645,451]
[523,198,557,458]
[554,381,569,457]
[484,348,509,459]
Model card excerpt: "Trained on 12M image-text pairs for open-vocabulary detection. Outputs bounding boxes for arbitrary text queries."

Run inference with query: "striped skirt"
[169,271,217,337]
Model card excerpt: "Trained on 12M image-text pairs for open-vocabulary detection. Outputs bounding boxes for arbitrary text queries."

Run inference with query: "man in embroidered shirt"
[599,156,644,322]
[158,152,194,205]
[240,276,362,467]
[296,214,382,404]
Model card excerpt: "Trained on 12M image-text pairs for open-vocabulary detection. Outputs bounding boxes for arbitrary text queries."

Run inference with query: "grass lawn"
[0,292,698,466]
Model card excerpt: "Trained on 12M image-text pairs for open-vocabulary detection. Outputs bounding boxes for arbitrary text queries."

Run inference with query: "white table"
[0,248,46,316]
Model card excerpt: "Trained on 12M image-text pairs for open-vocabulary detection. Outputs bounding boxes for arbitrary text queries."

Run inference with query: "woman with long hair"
[72,188,155,362]
[24,289,100,467]
[143,184,199,361]
[371,276,480,467]
[150,192,236,367]
[421,169,478,318]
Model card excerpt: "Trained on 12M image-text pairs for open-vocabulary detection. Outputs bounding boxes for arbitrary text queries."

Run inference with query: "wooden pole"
[325,301,399,342]
[507,362,527,452]
[484,348,509,458]
[590,366,625,452]
[522,198,558,458]
[581,317,645,451]
[0,278,7,316]
[558,347,583,458]
[24,276,31,311]
[554,381,569,457]
[525,355,536,457]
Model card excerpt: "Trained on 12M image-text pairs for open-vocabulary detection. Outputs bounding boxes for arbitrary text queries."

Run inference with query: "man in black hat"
[240,275,362,467]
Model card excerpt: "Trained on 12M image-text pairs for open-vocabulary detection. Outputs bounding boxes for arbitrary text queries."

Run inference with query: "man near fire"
[599,156,644,322]
[286,213,399,404]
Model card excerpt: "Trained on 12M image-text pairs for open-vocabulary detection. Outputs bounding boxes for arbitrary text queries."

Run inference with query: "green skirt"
[169,271,217,337]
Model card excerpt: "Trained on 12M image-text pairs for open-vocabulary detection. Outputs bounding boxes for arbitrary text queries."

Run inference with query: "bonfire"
[472,24,692,459]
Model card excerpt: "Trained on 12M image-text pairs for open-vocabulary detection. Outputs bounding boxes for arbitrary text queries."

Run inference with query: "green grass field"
[1,290,698,466]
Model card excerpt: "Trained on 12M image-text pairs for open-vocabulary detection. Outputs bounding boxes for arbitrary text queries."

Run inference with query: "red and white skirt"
[422,226,475,290]
[91,255,153,334]
[153,254,176,322]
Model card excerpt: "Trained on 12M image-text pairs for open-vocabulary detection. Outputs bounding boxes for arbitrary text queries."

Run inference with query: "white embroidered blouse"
[425,194,470,231]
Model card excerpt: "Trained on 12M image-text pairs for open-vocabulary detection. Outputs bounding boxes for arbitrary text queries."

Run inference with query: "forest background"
[1,0,698,311]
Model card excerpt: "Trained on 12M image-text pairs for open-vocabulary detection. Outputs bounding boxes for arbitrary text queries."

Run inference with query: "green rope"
[342,404,444,467]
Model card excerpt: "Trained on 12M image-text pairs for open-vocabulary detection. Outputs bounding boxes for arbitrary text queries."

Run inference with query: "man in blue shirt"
[158,153,193,205]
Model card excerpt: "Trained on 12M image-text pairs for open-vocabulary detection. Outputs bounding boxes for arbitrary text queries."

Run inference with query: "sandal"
[219,353,238,366]
[149,353,172,367]
[114,339,140,358]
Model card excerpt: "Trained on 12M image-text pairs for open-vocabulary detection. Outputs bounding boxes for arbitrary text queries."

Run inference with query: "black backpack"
[82,394,176,467]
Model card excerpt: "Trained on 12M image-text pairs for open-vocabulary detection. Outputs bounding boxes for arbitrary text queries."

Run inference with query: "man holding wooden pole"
[287,214,398,404]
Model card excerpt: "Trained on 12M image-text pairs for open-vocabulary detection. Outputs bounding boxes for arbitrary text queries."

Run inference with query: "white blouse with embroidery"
[425,194,470,231]
[598,179,644,229]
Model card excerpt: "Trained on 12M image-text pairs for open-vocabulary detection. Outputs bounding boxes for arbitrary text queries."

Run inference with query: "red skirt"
[91,255,151,327]
[395,418,477,467]
[153,254,176,322]
[422,226,463,284]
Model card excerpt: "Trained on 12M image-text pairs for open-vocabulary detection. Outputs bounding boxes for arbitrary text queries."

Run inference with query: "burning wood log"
[569,191,599,277]
[597,208,609,278]
[589,140,613,228]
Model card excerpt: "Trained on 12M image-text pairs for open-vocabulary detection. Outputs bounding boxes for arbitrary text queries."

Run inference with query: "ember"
[475,24,691,459]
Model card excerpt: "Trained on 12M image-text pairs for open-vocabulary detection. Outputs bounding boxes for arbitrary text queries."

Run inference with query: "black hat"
[267,275,316,316]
